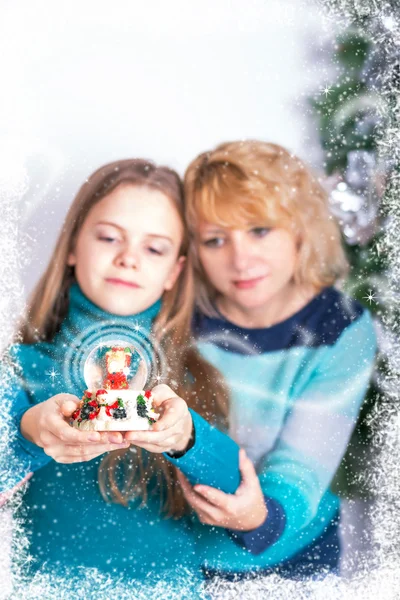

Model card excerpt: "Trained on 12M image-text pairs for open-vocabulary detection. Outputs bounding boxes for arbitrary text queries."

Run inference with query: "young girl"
[179,140,378,579]
[3,158,243,584]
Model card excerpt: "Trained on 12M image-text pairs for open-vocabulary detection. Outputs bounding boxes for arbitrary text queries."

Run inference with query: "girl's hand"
[20,393,130,463]
[124,384,193,454]
[177,449,268,531]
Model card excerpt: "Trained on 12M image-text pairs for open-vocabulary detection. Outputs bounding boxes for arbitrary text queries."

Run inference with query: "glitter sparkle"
[45,368,59,382]
[363,290,378,304]
[321,85,333,97]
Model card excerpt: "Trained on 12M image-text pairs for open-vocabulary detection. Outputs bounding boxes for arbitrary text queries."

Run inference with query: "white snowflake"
[363,289,378,304]
[321,84,333,97]
[45,367,59,382]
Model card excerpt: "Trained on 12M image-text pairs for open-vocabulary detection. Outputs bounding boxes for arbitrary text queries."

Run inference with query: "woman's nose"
[230,237,253,272]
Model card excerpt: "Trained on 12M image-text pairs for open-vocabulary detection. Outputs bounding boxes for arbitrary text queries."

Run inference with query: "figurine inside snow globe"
[72,341,159,431]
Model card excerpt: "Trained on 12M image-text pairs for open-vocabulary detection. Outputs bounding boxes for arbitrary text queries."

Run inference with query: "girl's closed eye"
[146,240,171,257]
[96,225,123,244]
[147,246,163,256]
[95,225,123,244]
[99,235,120,243]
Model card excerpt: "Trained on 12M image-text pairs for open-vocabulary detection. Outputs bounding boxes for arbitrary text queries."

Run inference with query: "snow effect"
[1,0,399,598]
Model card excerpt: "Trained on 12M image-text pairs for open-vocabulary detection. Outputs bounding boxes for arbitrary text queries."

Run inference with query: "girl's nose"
[115,247,140,269]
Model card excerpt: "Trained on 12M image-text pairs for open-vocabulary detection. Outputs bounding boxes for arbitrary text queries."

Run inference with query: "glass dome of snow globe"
[83,340,149,392]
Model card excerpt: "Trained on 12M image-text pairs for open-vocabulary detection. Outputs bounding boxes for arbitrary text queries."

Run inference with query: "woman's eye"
[202,238,224,248]
[250,227,270,238]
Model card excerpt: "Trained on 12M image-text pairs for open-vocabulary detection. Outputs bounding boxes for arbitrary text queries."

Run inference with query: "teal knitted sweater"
[2,284,239,583]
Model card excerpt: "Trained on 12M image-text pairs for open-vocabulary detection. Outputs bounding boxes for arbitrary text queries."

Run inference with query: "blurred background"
[1,0,335,297]
[1,0,398,587]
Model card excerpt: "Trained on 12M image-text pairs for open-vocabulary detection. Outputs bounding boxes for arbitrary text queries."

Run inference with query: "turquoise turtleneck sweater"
[3,284,240,584]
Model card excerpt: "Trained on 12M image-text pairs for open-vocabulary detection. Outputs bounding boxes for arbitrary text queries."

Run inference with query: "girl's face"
[68,184,185,316]
[197,221,299,322]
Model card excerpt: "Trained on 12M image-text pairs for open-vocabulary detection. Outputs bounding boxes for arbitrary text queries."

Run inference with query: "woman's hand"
[20,393,130,463]
[124,384,193,454]
[177,448,268,531]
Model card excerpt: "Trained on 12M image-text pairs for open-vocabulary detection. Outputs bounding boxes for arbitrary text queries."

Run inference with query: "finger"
[177,476,224,517]
[176,470,191,489]
[185,493,224,523]
[55,451,112,464]
[178,472,222,521]
[44,425,125,446]
[124,429,172,444]
[149,384,177,408]
[238,448,258,489]
[194,508,233,527]
[125,429,182,450]
[131,433,184,453]
[55,395,125,442]
[152,397,188,432]
[125,442,169,454]
[176,470,197,502]
[60,399,81,418]
[192,485,231,509]
[54,393,81,416]
[51,444,129,462]
[195,510,216,526]
[46,414,104,444]
[63,442,130,457]
[100,431,125,444]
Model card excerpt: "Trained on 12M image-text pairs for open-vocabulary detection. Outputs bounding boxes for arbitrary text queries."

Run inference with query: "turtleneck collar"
[38,283,163,392]
[66,283,162,328]
[51,283,162,352]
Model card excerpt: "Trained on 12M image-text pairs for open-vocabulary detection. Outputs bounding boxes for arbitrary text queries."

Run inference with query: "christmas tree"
[310,10,399,496]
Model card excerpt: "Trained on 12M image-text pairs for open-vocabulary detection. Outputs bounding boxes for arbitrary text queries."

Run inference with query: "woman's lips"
[232,275,266,290]
[105,278,141,288]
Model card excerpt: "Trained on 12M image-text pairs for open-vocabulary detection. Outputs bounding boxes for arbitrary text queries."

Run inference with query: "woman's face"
[68,184,185,316]
[197,221,299,322]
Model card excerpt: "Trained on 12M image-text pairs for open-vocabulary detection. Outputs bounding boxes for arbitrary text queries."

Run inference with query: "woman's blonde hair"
[19,159,228,518]
[184,140,349,315]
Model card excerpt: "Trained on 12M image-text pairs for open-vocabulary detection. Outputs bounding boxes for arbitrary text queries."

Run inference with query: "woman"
[179,140,377,579]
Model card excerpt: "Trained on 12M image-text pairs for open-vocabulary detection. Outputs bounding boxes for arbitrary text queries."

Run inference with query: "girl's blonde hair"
[184,140,349,315]
[19,159,228,518]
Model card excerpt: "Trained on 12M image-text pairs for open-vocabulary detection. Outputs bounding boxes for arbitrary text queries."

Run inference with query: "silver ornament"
[329,180,378,245]
[345,150,377,191]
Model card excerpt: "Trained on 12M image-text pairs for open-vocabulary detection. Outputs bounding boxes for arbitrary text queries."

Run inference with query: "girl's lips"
[232,275,266,290]
[105,278,141,288]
